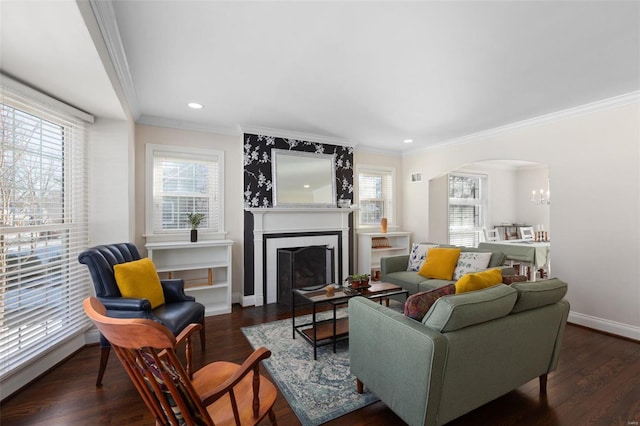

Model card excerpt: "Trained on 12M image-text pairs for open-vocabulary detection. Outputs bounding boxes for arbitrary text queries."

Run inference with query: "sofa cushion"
[417,279,456,292]
[452,252,493,280]
[460,247,506,267]
[418,248,461,280]
[422,284,517,332]
[407,243,438,271]
[511,278,568,313]
[454,268,503,294]
[404,284,456,321]
[114,257,165,309]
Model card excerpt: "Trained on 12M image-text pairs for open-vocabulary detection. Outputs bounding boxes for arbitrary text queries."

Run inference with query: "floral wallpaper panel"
[243,133,354,208]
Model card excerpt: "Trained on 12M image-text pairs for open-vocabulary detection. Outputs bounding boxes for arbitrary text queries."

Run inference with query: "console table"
[146,240,233,316]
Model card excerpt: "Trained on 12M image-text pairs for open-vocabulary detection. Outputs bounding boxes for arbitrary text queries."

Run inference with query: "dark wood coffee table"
[291,282,408,359]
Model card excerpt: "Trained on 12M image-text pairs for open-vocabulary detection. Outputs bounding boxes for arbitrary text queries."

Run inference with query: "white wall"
[402,101,640,339]
[88,118,135,245]
[515,166,551,233]
[428,173,448,244]
[133,125,245,303]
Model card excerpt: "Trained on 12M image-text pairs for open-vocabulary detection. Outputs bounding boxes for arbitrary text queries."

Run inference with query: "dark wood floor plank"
[1,303,639,426]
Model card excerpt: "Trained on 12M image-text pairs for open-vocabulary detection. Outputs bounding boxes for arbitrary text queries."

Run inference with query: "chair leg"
[539,373,548,394]
[268,408,277,426]
[199,318,206,352]
[356,378,364,394]
[96,346,110,387]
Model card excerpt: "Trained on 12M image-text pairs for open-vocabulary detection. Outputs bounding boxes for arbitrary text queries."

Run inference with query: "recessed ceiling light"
[187,102,203,109]
[303,184,310,188]
[403,139,414,144]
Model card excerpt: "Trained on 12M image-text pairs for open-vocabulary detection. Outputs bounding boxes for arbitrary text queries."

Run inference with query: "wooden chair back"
[83,297,277,426]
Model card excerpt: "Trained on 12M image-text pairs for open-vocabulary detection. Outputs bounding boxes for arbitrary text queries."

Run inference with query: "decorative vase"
[380,217,388,233]
[190,229,198,242]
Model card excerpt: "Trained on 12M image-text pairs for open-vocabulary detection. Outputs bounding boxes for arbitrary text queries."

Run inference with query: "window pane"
[0,98,89,380]
[448,174,485,247]
[152,151,221,233]
[358,169,393,226]
[449,175,480,199]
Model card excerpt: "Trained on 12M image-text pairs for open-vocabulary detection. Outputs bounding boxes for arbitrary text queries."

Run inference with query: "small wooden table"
[292,282,408,360]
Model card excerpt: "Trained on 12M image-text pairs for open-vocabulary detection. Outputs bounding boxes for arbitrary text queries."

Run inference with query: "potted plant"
[345,274,370,289]
[359,273,370,287]
[187,212,205,242]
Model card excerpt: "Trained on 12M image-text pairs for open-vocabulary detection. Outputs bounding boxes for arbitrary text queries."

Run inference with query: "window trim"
[0,78,92,384]
[145,144,225,242]
[356,164,396,229]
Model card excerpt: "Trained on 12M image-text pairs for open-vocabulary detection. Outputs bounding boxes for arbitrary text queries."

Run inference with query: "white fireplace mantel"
[245,208,353,306]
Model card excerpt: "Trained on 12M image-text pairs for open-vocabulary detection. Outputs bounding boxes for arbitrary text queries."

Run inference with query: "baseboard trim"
[85,328,100,345]
[242,295,257,307]
[568,311,640,341]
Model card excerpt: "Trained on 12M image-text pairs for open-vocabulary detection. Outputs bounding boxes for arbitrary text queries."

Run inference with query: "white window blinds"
[150,147,223,234]
[0,87,91,379]
[448,173,486,247]
[358,167,394,226]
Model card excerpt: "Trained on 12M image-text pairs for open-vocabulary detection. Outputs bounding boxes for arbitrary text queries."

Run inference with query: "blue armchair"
[79,243,205,386]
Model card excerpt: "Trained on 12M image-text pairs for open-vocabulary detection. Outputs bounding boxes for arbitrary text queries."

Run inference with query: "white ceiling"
[2,1,639,154]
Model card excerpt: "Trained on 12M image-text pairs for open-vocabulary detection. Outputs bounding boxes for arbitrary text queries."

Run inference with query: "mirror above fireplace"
[271,149,337,207]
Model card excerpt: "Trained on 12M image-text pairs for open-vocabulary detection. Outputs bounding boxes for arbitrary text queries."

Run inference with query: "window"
[0,86,91,379]
[146,145,224,236]
[357,166,394,227]
[448,173,487,246]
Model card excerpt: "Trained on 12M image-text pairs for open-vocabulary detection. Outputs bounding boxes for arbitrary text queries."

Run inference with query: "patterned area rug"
[241,310,379,425]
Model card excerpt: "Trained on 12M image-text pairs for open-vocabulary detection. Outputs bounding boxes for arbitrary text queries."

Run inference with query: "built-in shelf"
[146,239,233,316]
[357,231,411,280]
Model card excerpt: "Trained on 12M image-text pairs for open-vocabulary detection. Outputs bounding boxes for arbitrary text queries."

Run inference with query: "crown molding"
[137,115,240,136]
[240,125,356,147]
[404,91,640,157]
[353,144,402,157]
[89,0,140,119]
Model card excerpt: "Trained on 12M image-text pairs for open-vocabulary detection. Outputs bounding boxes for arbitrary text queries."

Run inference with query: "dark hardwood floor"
[2,302,639,426]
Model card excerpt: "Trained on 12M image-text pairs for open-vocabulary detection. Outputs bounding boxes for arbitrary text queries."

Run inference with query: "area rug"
[241,310,379,426]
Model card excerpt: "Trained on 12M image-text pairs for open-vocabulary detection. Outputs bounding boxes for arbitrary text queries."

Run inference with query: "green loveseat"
[349,279,569,426]
[381,245,514,294]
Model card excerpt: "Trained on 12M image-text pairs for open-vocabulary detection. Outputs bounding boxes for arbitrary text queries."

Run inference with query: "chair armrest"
[380,255,409,276]
[98,296,151,312]
[161,279,196,303]
[348,297,448,426]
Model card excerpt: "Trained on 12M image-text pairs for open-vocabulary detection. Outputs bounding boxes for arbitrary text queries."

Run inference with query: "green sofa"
[349,279,569,426]
[381,246,514,294]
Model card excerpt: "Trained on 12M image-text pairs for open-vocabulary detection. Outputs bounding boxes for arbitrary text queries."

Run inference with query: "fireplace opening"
[277,245,335,306]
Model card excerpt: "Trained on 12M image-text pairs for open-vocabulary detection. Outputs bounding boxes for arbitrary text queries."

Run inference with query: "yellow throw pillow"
[114,258,165,309]
[455,268,503,294]
[417,248,462,280]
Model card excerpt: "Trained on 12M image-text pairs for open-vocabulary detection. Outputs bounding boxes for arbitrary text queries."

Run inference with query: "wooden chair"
[83,297,277,426]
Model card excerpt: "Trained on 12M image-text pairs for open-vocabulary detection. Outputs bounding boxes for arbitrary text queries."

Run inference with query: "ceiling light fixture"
[403,139,414,144]
[187,102,203,109]
[303,184,310,188]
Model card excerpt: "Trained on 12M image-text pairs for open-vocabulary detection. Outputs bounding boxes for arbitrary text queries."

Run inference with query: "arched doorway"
[428,160,550,246]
